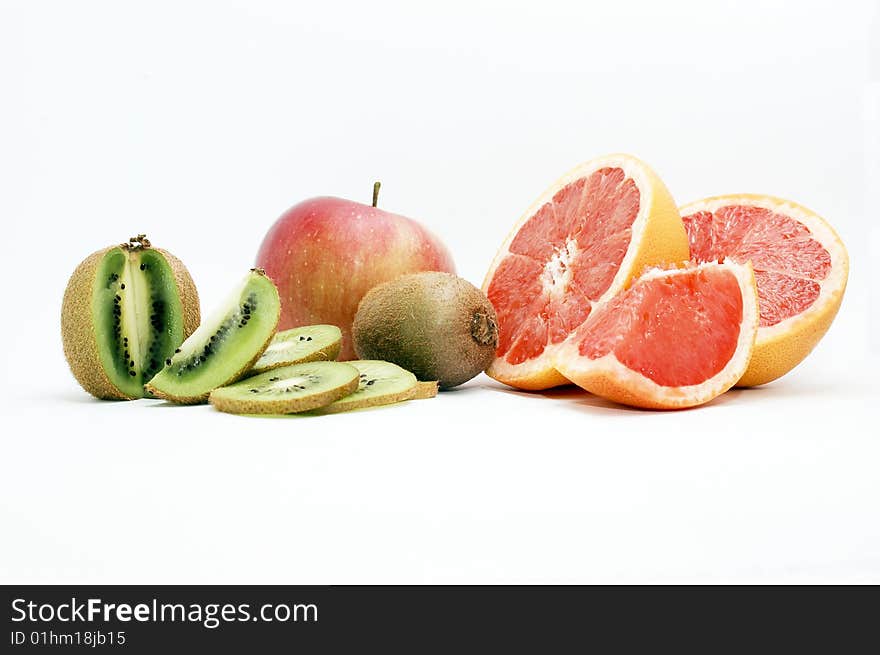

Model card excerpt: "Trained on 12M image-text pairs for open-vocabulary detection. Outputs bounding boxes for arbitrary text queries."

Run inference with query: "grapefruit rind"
[553,261,760,410]
[483,154,689,390]
[679,194,848,387]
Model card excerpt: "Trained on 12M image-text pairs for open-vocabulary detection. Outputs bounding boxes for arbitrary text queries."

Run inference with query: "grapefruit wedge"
[680,195,848,386]
[483,154,689,390]
[554,261,760,409]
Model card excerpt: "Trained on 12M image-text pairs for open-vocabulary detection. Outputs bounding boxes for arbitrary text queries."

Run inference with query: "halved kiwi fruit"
[314,360,418,414]
[249,325,342,375]
[145,268,280,404]
[209,361,360,415]
[61,234,200,399]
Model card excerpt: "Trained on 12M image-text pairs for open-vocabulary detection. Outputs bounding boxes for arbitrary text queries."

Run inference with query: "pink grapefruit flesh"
[680,195,848,386]
[554,261,759,409]
[483,154,688,390]
[488,169,638,364]
[682,205,830,327]
[577,266,744,387]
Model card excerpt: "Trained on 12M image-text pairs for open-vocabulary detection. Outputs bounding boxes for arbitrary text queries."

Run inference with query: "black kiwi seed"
[120,283,125,289]
[140,263,146,270]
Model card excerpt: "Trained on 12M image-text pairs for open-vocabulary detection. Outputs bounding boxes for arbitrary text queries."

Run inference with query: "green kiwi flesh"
[314,360,418,414]
[145,269,280,403]
[64,237,194,399]
[249,325,342,375]
[209,361,360,414]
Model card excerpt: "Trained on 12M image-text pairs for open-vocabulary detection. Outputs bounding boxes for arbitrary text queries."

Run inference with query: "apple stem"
[372,181,381,207]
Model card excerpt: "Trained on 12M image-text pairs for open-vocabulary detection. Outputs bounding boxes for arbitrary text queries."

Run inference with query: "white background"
[1,0,878,583]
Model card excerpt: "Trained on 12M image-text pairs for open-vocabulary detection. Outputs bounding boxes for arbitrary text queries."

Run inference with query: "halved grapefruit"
[554,261,759,409]
[680,194,848,386]
[482,154,689,390]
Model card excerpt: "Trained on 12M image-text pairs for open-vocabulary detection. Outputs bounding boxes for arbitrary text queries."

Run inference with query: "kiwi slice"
[145,269,280,404]
[314,360,418,414]
[61,234,200,399]
[209,361,360,415]
[249,325,342,375]
[413,380,439,399]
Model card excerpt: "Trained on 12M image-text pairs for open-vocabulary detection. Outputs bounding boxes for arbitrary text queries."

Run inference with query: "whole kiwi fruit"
[352,272,498,389]
[61,234,200,400]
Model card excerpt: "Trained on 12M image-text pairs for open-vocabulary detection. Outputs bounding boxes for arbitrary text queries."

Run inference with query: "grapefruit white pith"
[554,261,760,409]
[482,154,689,390]
[680,194,848,386]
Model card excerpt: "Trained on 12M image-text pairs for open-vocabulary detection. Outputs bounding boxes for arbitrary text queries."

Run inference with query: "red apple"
[256,189,456,359]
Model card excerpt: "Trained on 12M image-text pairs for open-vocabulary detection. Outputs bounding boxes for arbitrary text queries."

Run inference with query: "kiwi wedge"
[61,234,200,399]
[145,268,280,404]
[209,361,360,415]
[314,360,418,414]
[249,325,342,375]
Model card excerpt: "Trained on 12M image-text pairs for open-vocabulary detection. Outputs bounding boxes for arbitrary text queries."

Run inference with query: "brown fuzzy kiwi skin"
[61,240,200,400]
[209,367,359,415]
[62,248,125,399]
[352,272,499,389]
[144,269,279,405]
[413,380,439,399]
